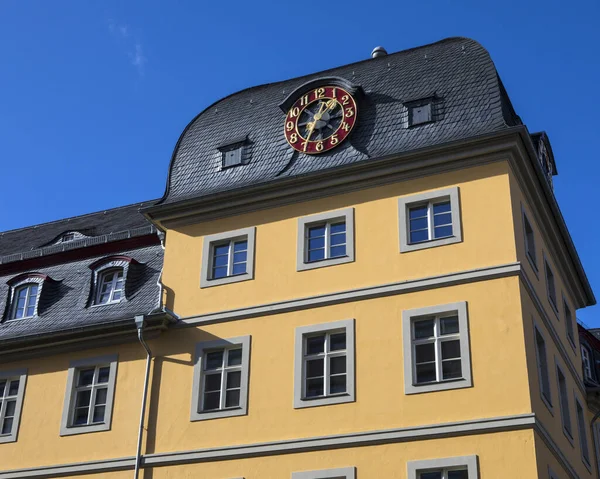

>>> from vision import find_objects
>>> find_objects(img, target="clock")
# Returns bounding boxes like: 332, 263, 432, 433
284, 85, 358, 154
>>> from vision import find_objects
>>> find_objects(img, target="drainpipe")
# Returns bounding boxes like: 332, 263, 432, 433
591, 408, 600, 479
134, 315, 152, 479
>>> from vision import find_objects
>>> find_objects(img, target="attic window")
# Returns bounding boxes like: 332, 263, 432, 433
218, 136, 248, 169
62, 233, 75, 242
5, 273, 49, 321
408, 100, 433, 127
89, 255, 137, 307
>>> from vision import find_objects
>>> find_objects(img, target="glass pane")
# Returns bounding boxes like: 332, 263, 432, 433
95, 388, 108, 405
75, 390, 91, 408
213, 254, 229, 267
330, 356, 346, 375
28, 284, 38, 298
308, 249, 325, 262
232, 263, 247, 275
98, 367, 110, 384
112, 290, 122, 302
441, 340, 461, 360
227, 348, 242, 366
409, 205, 428, 219
306, 359, 324, 378
434, 225, 453, 239
205, 350, 224, 370
330, 232, 346, 246
419, 472, 442, 479
226, 371, 241, 389
330, 375, 347, 394
225, 389, 240, 408
306, 378, 324, 397
330, 222, 346, 234
1, 417, 13, 435
7, 380, 19, 396
25, 304, 35, 317
308, 237, 325, 250
410, 229, 429, 244
233, 251, 247, 263
213, 244, 230, 256
308, 225, 326, 238
204, 373, 222, 392
330, 332, 346, 351
0, 381, 6, 396
442, 359, 462, 380
410, 217, 428, 230
212, 266, 228, 279
415, 343, 435, 363
306, 335, 325, 355
233, 240, 247, 252
440, 316, 459, 335
16, 288, 28, 301
330, 245, 346, 258
4, 400, 16, 417
92, 405, 106, 423
433, 201, 451, 214
203, 391, 220, 411
414, 319, 434, 339
433, 212, 452, 227
73, 407, 89, 425
416, 363, 436, 384
77, 368, 95, 387
448, 470, 468, 479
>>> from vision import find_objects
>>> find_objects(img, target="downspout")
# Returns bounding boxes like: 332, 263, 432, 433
134, 315, 152, 479
591, 409, 600, 479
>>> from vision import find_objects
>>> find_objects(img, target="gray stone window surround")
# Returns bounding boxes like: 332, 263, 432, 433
402, 302, 472, 395
200, 227, 256, 288
6, 276, 45, 321
575, 395, 592, 471
292, 467, 356, 479
555, 358, 574, 446
548, 467, 559, 479
294, 318, 355, 409
296, 208, 355, 272
521, 204, 538, 276
563, 295, 577, 352
398, 186, 462, 253
90, 258, 132, 308
543, 253, 559, 318
407, 455, 478, 479
60, 354, 118, 436
533, 321, 554, 414
191, 335, 251, 421
0, 369, 27, 444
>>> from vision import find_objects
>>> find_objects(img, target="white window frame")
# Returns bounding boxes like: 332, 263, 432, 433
200, 227, 256, 288
522, 206, 538, 273
60, 355, 118, 436
402, 302, 472, 394
294, 319, 355, 409
191, 336, 251, 421
544, 256, 559, 315
398, 187, 462, 253
8, 276, 44, 321
94, 268, 124, 305
10, 283, 39, 320
555, 359, 573, 444
575, 396, 592, 470
534, 323, 553, 412
581, 346, 593, 382
0, 369, 27, 444
407, 455, 478, 479
292, 467, 356, 479
296, 208, 355, 271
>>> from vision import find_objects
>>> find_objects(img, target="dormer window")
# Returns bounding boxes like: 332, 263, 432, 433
95, 269, 124, 305
62, 233, 75, 242
406, 98, 435, 127
218, 136, 248, 169
11, 283, 39, 320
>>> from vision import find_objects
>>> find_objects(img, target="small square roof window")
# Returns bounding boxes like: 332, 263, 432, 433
218, 135, 249, 169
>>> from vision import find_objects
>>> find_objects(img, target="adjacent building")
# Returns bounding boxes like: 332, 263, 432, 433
0, 37, 596, 479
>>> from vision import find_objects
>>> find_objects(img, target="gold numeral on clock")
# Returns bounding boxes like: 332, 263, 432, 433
341, 95, 350, 105
316, 141, 324, 152
330, 134, 338, 145
345, 107, 354, 118
315, 88, 325, 98
300, 95, 309, 106
289, 107, 300, 118
341, 122, 350, 132
286, 121, 294, 131
289, 133, 298, 143
301, 141, 308, 151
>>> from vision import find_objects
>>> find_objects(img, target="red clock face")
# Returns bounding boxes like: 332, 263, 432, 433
284, 86, 358, 154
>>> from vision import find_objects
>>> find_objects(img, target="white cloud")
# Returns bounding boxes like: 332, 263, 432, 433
108, 20, 146, 76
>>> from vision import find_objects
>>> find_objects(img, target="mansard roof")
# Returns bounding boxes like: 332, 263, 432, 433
156, 37, 520, 207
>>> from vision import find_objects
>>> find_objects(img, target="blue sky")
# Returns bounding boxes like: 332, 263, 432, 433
1, 0, 599, 324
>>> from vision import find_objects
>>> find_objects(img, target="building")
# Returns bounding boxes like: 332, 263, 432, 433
0, 37, 596, 479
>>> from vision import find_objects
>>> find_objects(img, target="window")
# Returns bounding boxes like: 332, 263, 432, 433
191, 336, 251, 421
564, 300, 576, 348
534, 325, 552, 410
292, 467, 356, 479
0, 369, 27, 444
10, 283, 39, 320
575, 397, 591, 467
201, 227, 256, 287
294, 319, 355, 408
297, 208, 354, 271
548, 467, 559, 479
544, 259, 558, 312
407, 456, 478, 479
402, 302, 472, 394
582, 346, 593, 381
406, 98, 434, 127
398, 187, 462, 252
60, 355, 117, 436
218, 136, 248, 169
62, 232, 75, 242
95, 269, 124, 305
522, 210, 537, 270
556, 363, 573, 441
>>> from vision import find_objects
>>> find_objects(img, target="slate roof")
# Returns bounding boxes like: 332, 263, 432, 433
158, 37, 520, 206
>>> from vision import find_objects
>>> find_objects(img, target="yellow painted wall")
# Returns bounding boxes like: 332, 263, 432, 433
534, 429, 596, 479
162, 162, 518, 318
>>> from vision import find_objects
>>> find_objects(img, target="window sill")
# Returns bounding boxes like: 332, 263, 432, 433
191, 406, 246, 421
563, 427, 574, 447
200, 271, 253, 288
405, 377, 472, 395
0, 433, 17, 444
567, 335, 577, 353
400, 235, 461, 253
526, 253, 539, 279
547, 298, 560, 321
4, 315, 37, 322
297, 254, 354, 272
541, 392, 554, 416
90, 301, 124, 309
60, 422, 110, 436
294, 392, 355, 409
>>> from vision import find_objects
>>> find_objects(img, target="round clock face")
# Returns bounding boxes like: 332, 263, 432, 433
284, 86, 358, 154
